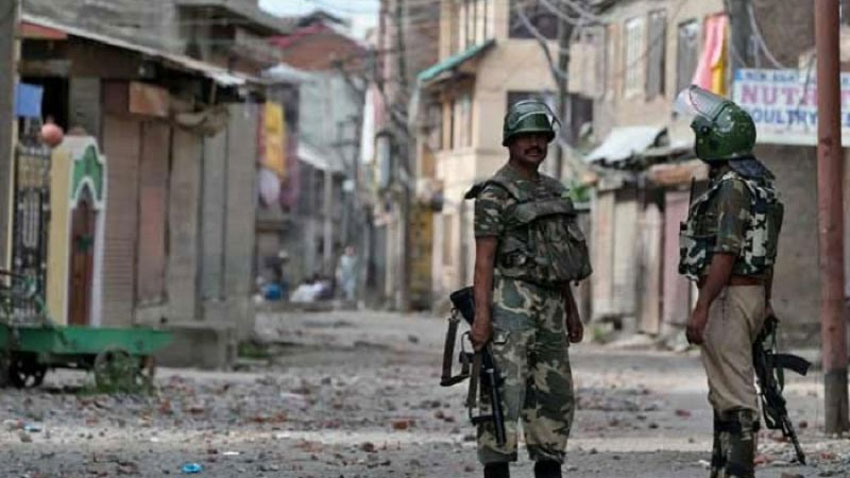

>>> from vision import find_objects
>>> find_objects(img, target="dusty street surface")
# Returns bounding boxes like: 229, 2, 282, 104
0, 309, 848, 478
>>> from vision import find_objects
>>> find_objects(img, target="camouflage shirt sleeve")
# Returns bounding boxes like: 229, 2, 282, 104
474, 184, 512, 238
713, 178, 753, 254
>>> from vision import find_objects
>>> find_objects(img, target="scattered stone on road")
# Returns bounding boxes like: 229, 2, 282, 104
0, 310, 842, 477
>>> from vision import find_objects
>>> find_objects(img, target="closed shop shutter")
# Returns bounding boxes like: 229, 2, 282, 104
101, 114, 141, 326
591, 190, 615, 319
663, 190, 691, 326
612, 191, 638, 316
136, 121, 169, 304
638, 201, 663, 334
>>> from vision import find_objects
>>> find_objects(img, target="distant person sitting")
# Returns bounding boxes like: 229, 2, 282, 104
290, 277, 318, 303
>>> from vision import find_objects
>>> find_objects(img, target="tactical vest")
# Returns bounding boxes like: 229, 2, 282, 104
484, 170, 593, 286
678, 171, 784, 281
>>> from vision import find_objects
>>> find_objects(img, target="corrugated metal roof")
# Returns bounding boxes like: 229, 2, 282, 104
22, 13, 259, 87
417, 39, 496, 84
584, 126, 667, 163
175, 0, 296, 35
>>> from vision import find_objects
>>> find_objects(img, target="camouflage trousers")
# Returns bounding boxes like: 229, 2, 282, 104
478, 276, 575, 465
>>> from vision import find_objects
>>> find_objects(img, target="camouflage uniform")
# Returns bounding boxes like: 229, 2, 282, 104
474, 164, 589, 465
679, 167, 784, 478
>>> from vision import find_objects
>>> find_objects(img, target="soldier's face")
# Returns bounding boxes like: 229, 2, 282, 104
508, 133, 549, 167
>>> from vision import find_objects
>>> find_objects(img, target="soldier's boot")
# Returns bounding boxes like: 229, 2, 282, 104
533, 460, 561, 478
710, 411, 727, 478
721, 409, 759, 478
483, 462, 510, 478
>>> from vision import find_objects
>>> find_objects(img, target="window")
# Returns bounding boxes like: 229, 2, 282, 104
444, 99, 455, 150
454, 93, 472, 148
570, 27, 606, 98
509, 0, 558, 40
676, 20, 700, 93
457, 0, 493, 51
646, 10, 667, 99
623, 17, 645, 98
426, 103, 442, 151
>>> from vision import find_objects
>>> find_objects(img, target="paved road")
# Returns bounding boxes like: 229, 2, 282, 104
0, 309, 846, 477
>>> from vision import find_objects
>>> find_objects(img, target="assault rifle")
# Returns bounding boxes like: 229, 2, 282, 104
753, 315, 811, 464
439, 287, 507, 446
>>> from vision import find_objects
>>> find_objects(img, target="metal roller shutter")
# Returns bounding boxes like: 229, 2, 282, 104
101, 114, 141, 326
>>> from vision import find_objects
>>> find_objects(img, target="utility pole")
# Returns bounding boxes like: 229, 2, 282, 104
393, 0, 411, 311
0, 0, 19, 270
815, 0, 850, 435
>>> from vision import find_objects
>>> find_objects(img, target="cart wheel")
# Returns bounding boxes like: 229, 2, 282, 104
9, 354, 46, 389
94, 347, 145, 393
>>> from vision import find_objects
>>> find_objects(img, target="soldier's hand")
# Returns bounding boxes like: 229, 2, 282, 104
686, 306, 709, 345
765, 301, 776, 320
566, 313, 584, 344
470, 318, 492, 352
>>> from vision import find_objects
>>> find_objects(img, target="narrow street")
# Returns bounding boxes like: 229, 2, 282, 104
0, 310, 847, 478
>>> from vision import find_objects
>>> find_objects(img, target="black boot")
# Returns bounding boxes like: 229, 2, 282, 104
534, 460, 562, 478
484, 462, 509, 478
725, 409, 758, 478
710, 411, 726, 478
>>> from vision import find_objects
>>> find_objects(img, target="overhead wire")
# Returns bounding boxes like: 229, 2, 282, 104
744, 0, 788, 69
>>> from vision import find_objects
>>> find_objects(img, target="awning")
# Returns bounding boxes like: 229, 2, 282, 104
22, 14, 259, 87
297, 142, 344, 173
584, 126, 668, 164
263, 63, 315, 84
417, 39, 496, 85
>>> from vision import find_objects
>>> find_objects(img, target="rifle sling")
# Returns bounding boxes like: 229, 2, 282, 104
467, 353, 483, 409
440, 314, 461, 385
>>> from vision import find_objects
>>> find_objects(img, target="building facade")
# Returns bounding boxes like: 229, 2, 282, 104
579, 0, 821, 343
417, 0, 559, 306
13, 0, 292, 367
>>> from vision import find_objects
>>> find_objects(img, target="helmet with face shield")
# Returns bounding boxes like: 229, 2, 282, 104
674, 85, 756, 162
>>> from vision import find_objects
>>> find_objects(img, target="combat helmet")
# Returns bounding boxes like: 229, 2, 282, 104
502, 100, 560, 146
674, 85, 756, 161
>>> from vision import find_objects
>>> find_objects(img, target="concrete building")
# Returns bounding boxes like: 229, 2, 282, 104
13, 0, 293, 367
267, 18, 365, 290
366, 0, 441, 310
577, 0, 822, 344
416, 0, 559, 305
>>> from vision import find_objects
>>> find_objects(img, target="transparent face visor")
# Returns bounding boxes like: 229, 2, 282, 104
673, 85, 728, 122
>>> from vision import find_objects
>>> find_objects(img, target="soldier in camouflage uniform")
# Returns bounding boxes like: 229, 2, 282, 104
469, 100, 592, 478
676, 86, 784, 478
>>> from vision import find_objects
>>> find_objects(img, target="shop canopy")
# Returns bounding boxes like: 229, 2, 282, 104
417, 39, 496, 85
584, 126, 669, 164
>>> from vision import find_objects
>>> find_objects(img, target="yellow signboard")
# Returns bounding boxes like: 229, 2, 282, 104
262, 102, 286, 177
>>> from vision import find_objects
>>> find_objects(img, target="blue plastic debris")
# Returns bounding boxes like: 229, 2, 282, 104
181, 463, 203, 474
